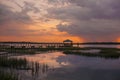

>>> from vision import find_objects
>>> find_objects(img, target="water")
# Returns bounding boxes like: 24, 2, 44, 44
78, 44, 120, 48
10, 51, 120, 80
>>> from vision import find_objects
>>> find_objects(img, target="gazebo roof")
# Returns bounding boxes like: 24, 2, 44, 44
63, 39, 73, 42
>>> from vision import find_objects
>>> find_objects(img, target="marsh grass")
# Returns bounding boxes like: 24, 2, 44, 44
0, 55, 30, 80
0, 70, 18, 80
0, 56, 27, 68
63, 48, 120, 59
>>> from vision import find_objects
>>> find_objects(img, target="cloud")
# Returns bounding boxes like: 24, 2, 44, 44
57, 20, 120, 41
0, 0, 59, 38
0, 0, 120, 42
47, 0, 120, 20
0, 2, 43, 36
0, 3, 33, 36
0, 3, 33, 24
68, 0, 120, 20
46, 0, 120, 41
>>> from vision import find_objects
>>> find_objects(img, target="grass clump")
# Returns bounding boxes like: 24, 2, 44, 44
63, 48, 120, 59
0, 56, 28, 80
0, 70, 18, 80
0, 56, 27, 68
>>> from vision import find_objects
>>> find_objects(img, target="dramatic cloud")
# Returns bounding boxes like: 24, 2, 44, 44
46, 0, 120, 41
68, 0, 120, 20
0, 0, 120, 42
0, 1, 49, 37
47, 0, 120, 20
0, 2, 33, 24
57, 20, 120, 41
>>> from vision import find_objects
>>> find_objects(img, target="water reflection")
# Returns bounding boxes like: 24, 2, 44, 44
21, 62, 52, 80
8, 52, 120, 80
9, 52, 70, 80
14, 52, 69, 68
79, 44, 120, 48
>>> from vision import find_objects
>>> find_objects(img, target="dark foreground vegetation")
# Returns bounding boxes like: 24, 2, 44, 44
0, 70, 19, 80
0, 56, 28, 80
0, 46, 120, 80
1, 47, 120, 58
0, 56, 27, 68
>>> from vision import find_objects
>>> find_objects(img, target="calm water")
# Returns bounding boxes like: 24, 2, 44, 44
74, 44, 120, 48
10, 51, 120, 80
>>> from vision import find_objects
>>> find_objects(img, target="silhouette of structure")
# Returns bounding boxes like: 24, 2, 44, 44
0, 41, 120, 49
63, 39, 73, 47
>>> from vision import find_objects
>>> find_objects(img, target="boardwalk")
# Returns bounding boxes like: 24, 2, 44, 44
0, 42, 120, 49
0, 42, 75, 48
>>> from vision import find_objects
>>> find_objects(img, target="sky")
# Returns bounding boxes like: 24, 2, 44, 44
0, 0, 120, 42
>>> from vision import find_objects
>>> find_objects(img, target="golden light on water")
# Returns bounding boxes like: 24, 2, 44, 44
15, 52, 70, 68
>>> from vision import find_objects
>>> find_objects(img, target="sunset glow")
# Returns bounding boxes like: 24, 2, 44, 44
117, 38, 120, 42
1, 1, 120, 80
0, 0, 120, 42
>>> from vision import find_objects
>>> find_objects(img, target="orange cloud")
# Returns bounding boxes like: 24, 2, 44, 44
0, 34, 84, 43
116, 38, 120, 42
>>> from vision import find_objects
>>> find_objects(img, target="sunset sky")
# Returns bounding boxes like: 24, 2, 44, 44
0, 0, 120, 42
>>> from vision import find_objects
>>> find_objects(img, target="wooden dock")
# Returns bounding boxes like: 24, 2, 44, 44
0, 42, 79, 49
0, 42, 120, 49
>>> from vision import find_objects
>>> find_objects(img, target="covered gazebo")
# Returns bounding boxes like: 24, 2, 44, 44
63, 39, 73, 47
